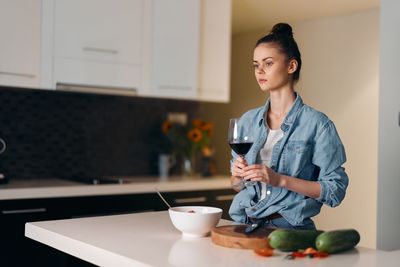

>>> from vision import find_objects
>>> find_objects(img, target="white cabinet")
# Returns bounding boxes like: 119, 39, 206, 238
149, 0, 200, 99
148, 0, 231, 102
43, 0, 149, 94
0, 0, 41, 88
198, 0, 231, 102
40, 0, 231, 101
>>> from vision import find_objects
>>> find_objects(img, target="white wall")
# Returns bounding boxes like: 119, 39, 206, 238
295, 9, 379, 249
377, 0, 400, 251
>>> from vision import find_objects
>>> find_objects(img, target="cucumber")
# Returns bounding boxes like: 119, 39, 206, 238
268, 229, 324, 252
316, 229, 360, 254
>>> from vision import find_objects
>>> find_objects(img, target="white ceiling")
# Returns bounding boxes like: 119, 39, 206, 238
232, 0, 380, 34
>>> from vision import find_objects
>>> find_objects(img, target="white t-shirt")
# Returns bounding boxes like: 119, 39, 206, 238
259, 127, 284, 200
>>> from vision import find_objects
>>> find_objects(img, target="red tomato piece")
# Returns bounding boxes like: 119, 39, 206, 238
304, 247, 318, 255
254, 248, 274, 257
292, 251, 306, 258
315, 252, 329, 258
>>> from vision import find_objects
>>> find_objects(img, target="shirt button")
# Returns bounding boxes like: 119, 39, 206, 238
281, 124, 289, 131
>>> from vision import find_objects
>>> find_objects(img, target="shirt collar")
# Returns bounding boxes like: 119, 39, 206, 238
257, 92, 304, 132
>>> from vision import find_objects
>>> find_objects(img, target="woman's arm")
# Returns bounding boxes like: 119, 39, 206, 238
241, 165, 321, 198
231, 175, 244, 192
242, 120, 348, 205
280, 174, 321, 198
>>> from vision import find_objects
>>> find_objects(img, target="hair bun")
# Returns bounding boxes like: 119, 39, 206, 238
271, 23, 293, 37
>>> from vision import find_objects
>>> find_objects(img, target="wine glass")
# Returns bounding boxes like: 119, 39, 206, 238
228, 118, 256, 186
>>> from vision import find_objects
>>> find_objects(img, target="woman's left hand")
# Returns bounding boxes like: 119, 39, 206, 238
242, 164, 282, 187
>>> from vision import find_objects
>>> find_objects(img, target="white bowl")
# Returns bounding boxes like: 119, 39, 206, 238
169, 206, 222, 238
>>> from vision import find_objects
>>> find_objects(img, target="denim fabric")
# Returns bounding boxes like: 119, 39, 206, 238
264, 217, 316, 230
229, 93, 348, 227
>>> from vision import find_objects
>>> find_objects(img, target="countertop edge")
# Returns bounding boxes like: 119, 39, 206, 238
0, 176, 232, 200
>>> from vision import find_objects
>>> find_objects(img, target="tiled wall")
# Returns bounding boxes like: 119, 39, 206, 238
0, 86, 199, 182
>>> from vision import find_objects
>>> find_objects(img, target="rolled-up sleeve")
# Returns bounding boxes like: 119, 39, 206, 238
312, 121, 349, 207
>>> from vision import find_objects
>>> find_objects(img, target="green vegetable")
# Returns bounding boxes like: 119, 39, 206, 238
315, 229, 360, 254
268, 229, 324, 252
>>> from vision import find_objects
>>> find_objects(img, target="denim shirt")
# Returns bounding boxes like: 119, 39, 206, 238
229, 94, 349, 227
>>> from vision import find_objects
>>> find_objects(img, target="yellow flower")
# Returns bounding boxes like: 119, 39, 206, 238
202, 146, 213, 157
187, 128, 203, 143
162, 121, 171, 134
201, 122, 214, 136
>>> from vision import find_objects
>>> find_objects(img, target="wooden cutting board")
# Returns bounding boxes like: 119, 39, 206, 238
211, 225, 275, 250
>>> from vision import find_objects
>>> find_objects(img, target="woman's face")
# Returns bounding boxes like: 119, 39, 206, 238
253, 43, 294, 92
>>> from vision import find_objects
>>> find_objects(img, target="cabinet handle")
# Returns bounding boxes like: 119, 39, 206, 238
174, 197, 207, 204
158, 85, 192, 91
2, 208, 47, 214
56, 83, 137, 96
215, 195, 235, 201
82, 46, 119, 55
0, 71, 35, 78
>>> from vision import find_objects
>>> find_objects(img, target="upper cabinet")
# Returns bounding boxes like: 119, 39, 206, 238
198, 0, 231, 102
1, 0, 231, 102
0, 0, 41, 88
150, 0, 200, 100
42, 0, 148, 95
148, 0, 231, 102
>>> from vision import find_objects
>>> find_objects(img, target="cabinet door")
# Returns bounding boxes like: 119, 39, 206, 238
207, 189, 236, 220
198, 0, 232, 103
156, 189, 235, 220
150, 0, 200, 99
54, 0, 144, 65
0, 198, 68, 267
0, 0, 41, 88
52, 0, 146, 92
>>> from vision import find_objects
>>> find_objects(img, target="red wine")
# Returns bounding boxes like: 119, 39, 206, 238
229, 142, 253, 155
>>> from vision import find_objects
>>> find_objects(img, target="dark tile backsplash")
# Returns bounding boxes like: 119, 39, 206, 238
0, 86, 199, 182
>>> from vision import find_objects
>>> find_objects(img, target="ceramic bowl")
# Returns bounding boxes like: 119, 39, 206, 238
168, 206, 222, 238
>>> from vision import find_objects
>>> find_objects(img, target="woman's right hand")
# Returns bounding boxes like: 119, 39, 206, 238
230, 156, 247, 191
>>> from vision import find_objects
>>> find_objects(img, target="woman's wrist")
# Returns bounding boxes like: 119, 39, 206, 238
278, 174, 288, 188
231, 176, 244, 191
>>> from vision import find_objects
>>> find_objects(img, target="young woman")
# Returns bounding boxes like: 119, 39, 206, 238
229, 23, 348, 230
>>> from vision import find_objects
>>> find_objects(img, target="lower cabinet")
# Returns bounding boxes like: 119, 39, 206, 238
0, 188, 235, 267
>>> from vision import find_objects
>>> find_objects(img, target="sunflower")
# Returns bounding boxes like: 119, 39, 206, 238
200, 122, 214, 136
187, 128, 203, 143
162, 121, 171, 134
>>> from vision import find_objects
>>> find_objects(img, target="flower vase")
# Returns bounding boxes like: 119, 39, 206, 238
182, 153, 196, 178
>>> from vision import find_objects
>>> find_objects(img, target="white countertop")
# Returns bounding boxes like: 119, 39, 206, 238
0, 176, 231, 200
25, 211, 398, 267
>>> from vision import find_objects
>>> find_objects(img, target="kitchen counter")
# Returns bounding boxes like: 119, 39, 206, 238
0, 175, 231, 200
25, 211, 398, 267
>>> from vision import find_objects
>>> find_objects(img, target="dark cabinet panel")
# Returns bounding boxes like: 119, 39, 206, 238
0, 193, 160, 267
157, 189, 235, 219
0, 199, 66, 267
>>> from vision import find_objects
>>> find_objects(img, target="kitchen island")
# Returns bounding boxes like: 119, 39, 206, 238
2, 176, 234, 267
25, 211, 398, 267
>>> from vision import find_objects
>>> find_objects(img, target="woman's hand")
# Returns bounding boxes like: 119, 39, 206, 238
230, 156, 247, 191
231, 156, 247, 178
239, 164, 322, 199
242, 164, 282, 187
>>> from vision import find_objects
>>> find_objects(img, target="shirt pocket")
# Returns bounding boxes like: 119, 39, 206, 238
281, 141, 312, 177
